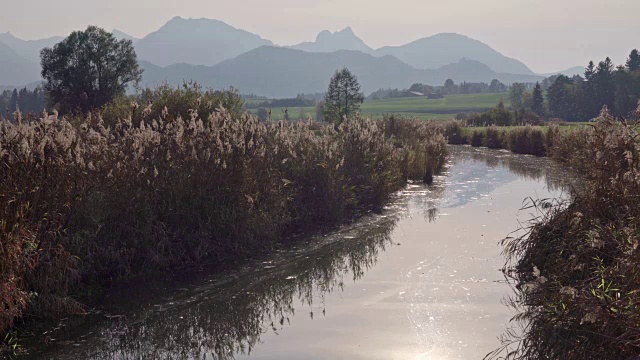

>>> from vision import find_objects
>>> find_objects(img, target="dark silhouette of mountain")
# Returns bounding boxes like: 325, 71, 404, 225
134, 16, 273, 67
289, 27, 373, 54
113, 29, 139, 43
139, 46, 543, 98
0, 32, 63, 64
375, 33, 534, 75
0, 42, 41, 87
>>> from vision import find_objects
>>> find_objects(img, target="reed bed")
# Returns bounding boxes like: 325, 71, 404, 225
0, 110, 446, 345
491, 108, 640, 359
441, 121, 548, 156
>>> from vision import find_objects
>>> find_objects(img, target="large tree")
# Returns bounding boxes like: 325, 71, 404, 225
40, 26, 143, 114
593, 57, 616, 113
627, 49, 640, 72
322, 68, 364, 124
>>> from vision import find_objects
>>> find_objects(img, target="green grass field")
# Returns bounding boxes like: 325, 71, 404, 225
247, 93, 509, 121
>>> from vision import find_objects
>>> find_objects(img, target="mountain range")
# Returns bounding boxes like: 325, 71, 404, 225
139, 47, 543, 98
0, 16, 583, 96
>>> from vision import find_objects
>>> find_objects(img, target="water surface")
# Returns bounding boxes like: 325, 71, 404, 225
28, 146, 575, 360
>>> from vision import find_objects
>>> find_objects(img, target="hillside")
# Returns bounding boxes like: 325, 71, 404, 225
140, 46, 543, 98
0, 32, 63, 64
542, 66, 585, 77
113, 29, 139, 43
0, 42, 41, 86
375, 33, 534, 75
134, 16, 274, 67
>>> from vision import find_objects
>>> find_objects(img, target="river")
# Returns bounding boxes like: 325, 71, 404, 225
27, 146, 576, 360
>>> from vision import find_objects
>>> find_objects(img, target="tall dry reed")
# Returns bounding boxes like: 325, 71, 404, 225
493, 108, 640, 359
0, 110, 446, 342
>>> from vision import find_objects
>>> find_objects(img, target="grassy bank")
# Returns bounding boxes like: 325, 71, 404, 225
0, 112, 446, 354
248, 93, 509, 121
490, 110, 640, 359
441, 121, 555, 156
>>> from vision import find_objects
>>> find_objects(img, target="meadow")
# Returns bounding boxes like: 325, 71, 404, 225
248, 93, 509, 121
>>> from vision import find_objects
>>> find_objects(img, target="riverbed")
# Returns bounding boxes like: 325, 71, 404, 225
27, 146, 576, 360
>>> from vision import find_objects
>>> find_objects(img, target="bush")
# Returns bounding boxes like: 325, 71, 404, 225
99, 82, 245, 127
507, 127, 546, 156
470, 130, 484, 147
484, 126, 505, 149
442, 120, 467, 144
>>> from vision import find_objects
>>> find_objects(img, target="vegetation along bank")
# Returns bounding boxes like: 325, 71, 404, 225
0, 106, 447, 352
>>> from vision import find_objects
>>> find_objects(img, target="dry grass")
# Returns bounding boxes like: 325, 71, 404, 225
0, 107, 446, 346
490, 108, 640, 359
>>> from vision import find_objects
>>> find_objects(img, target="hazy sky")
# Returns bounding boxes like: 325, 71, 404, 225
2, 0, 638, 73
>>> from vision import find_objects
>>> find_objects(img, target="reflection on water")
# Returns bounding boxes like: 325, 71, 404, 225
27, 146, 576, 360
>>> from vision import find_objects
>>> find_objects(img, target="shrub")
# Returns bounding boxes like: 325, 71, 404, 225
470, 130, 484, 147
484, 126, 504, 149
99, 82, 245, 127
507, 127, 546, 156
442, 120, 467, 144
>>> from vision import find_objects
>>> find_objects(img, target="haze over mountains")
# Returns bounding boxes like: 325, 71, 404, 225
0, 16, 585, 96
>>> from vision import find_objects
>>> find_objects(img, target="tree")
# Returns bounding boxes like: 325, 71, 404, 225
315, 101, 325, 122
444, 79, 456, 95
531, 82, 545, 116
322, 68, 364, 124
594, 57, 615, 112
581, 61, 599, 119
40, 26, 143, 114
547, 75, 580, 121
257, 107, 268, 122
627, 49, 640, 72
509, 83, 527, 120
9, 89, 18, 112
614, 65, 637, 117
489, 79, 506, 93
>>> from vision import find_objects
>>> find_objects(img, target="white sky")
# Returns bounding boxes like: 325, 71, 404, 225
2, 0, 639, 73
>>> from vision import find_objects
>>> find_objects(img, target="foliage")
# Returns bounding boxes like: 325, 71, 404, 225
322, 68, 364, 124
40, 26, 142, 115
546, 51, 640, 121
531, 83, 545, 117
0, 88, 46, 119
465, 103, 515, 126
100, 82, 245, 127
441, 120, 467, 145
509, 83, 527, 112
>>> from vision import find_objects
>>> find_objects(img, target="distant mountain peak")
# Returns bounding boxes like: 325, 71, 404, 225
133, 16, 274, 67
292, 26, 372, 54
112, 29, 138, 42
375, 33, 534, 75
317, 26, 356, 40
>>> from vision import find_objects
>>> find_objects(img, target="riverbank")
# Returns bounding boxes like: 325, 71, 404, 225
0, 113, 446, 355
19, 146, 575, 359
491, 110, 640, 359
441, 120, 584, 157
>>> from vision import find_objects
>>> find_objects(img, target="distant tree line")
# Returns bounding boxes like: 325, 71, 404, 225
513, 50, 640, 122
0, 87, 47, 119
367, 79, 509, 101
247, 94, 316, 110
